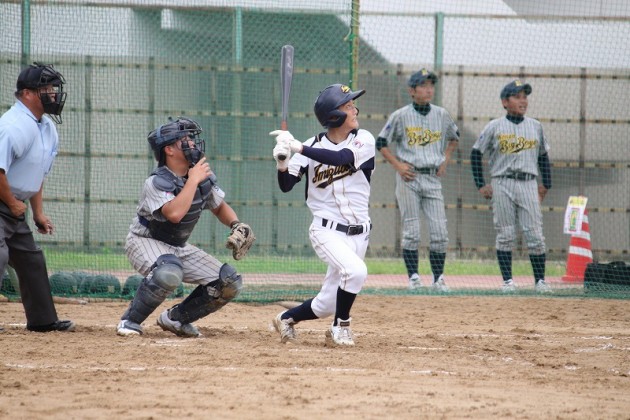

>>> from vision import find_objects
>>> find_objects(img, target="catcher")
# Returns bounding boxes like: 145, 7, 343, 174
117, 117, 255, 337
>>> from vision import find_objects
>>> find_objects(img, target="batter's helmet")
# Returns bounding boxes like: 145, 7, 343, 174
148, 117, 206, 166
314, 84, 365, 128
408, 68, 438, 88
500, 80, 532, 99
16, 62, 67, 124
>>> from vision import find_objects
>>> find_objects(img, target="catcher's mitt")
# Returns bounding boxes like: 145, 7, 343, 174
226, 222, 256, 260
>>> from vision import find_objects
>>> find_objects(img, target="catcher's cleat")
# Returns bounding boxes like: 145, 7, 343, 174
117, 320, 143, 336
501, 279, 516, 293
157, 309, 201, 337
408, 273, 422, 290
325, 318, 354, 346
272, 311, 297, 343
535, 279, 553, 294
431, 275, 450, 293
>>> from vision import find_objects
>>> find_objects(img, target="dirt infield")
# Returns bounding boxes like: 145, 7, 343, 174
1, 295, 628, 419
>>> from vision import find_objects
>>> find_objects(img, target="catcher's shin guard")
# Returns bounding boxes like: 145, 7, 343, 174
169, 263, 242, 324
10, 249, 58, 326
121, 254, 183, 324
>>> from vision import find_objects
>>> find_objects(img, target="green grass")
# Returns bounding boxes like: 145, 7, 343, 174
42, 249, 565, 276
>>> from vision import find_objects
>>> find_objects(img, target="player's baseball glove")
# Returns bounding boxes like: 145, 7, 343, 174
226, 222, 256, 260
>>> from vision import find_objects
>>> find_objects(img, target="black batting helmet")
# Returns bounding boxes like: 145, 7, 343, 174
147, 117, 205, 166
314, 84, 365, 128
16, 62, 67, 124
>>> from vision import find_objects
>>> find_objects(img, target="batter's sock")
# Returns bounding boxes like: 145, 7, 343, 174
284, 298, 318, 323
334, 287, 357, 326
497, 250, 513, 281
429, 251, 446, 282
529, 253, 546, 282
403, 248, 419, 278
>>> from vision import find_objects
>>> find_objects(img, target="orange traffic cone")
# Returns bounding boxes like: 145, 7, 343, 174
562, 210, 593, 282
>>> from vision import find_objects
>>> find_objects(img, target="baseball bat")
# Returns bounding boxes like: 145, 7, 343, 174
278, 44, 294, 161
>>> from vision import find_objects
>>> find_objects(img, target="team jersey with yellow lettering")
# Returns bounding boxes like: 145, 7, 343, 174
472, 116, 550, 177
378, 104, 459, 168
287, 128, 375, 225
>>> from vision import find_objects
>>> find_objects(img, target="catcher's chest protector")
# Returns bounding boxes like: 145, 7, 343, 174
149, 167, 214, 246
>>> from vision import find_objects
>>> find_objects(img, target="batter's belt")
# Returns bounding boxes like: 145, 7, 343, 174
316, 217, 372, 236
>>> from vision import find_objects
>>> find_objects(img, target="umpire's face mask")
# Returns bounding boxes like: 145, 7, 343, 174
180, 137, 205, 167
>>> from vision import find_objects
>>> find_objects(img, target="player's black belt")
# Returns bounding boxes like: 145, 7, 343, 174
414, 167, 437, 175
499, 173, 536, 181
321, 218, 372, 236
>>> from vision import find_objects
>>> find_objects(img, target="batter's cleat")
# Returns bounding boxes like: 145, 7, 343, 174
501, 279, 517, 293
535, 279, 553, 294
408, 273, 422, 290
272, 311, 297, 343
325, 317, 355, 346
157, 310, 201, 338
117, 319, 143, 336
27, 319, 75, 332
432, 275, 450, 293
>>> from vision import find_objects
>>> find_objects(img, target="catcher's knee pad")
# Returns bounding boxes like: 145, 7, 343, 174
168, 264, 242, 325
218, 263, 243, 300
121, 254, 183, 324
151, 254, 184, 290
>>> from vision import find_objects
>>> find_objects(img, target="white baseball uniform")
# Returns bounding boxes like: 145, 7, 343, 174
285, 128, 375, 317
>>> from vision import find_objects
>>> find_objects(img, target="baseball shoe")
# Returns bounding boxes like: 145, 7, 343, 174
325, 317, 354, 346
272, 311, 297, 343
501, 279, 517, 293
27, 319, 75, 332
157, 310, 201, 338
432, 275, 450, 293
117, 319, 143, 336
408, 273, 422, 290
535, 279, 553, 294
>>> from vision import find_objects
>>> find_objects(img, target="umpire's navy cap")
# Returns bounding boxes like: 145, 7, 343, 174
16, 63, 64, 90
408, 68, 438, 88
500, 80, 532, 99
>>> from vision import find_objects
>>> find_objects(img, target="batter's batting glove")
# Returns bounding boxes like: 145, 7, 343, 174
269, 130, 303, 154
273, 143, 291, 170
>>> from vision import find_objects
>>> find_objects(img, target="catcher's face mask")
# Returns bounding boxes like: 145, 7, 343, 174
179, 136, 205, 167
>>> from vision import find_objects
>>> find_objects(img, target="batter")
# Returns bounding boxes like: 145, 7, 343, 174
269, 84, 374, 346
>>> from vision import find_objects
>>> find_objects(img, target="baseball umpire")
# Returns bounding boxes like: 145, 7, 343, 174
269, 84, 374, 346
116, 117, 255, 337
377, 68, 459, 291
0, 62, 74, 332
471, 80, 552, 293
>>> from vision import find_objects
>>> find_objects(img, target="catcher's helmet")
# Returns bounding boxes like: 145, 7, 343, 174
314, 84, 365, 128
148, 117, 206, 166
16, 62, 67, 124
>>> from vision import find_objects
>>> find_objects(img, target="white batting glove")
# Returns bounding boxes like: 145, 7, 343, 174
269, 130, 303, 154
273, 143, 291, 170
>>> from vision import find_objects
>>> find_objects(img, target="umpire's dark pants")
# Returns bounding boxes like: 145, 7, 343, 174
0, 210, 58, 327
